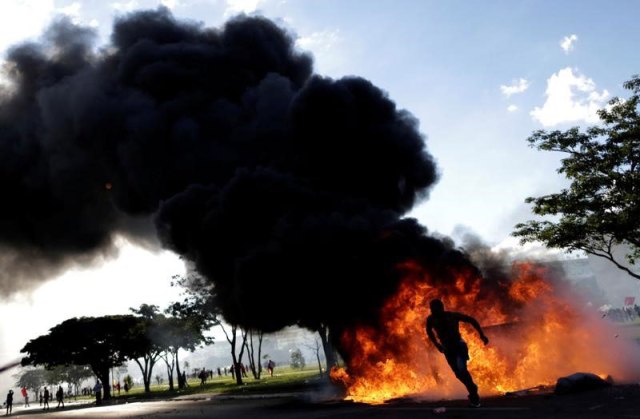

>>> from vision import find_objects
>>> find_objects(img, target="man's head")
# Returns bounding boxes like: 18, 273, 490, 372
429, 298, 445, 315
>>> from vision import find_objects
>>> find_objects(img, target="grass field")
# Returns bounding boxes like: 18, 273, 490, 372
72, 366, 326, 402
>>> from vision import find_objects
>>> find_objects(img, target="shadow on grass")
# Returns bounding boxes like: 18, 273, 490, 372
110, 369, 332, 402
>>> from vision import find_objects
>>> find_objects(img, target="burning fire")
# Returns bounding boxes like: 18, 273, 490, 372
331, 260, 631, 404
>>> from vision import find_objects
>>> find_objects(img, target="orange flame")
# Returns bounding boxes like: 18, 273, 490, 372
331, 260, 633, 404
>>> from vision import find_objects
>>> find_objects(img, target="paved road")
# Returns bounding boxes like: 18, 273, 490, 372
6, 385, 639, 418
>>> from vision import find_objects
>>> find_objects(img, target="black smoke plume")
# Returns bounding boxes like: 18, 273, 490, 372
0, 8, 466, 336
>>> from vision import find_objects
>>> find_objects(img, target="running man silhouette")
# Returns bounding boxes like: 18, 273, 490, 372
426, 298, 489, 407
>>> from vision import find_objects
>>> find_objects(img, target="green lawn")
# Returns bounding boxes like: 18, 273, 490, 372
87, 366, 326, 402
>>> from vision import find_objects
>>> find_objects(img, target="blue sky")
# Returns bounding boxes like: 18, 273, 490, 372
1, 0, 640, 383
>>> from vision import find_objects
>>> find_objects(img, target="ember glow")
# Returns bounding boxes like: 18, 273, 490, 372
331, 260, 633, 404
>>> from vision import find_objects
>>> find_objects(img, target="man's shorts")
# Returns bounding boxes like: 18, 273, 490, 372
443, 340, 469, 372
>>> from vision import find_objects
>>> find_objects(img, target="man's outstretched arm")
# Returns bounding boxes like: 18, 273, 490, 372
458, 313, 489, 344
426, 317, 444, 352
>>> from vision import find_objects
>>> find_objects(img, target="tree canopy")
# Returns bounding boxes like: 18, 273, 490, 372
14, 368, 47, 393
20, 315, 145, 400
514, 75, 640, 279
164, 274, 219, 389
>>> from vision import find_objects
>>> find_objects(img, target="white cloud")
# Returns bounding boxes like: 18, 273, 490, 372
111, 0, 140, 12
560, 34, 578, 53
160, 0, 180, 9
507, 104, 518, 112
224, 0, 263, 16
296, 29, 341, 53
0, 0, 55, 53
57, 2, 82, 20
295, 29, 344, 75
530, 67, 609, 127
500, 78, 529, 97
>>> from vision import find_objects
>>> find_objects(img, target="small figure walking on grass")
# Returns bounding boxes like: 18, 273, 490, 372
55, 386, 64, 408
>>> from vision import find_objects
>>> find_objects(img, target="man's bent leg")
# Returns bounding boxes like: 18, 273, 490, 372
445, 351, 479, 403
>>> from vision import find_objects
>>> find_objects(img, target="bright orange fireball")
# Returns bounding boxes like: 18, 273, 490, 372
331, 260, 635, 404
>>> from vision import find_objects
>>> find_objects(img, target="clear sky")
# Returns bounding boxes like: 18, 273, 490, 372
1, 0, 640, 385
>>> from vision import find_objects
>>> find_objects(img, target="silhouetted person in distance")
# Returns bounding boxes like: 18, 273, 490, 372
55, 386, 64, 408
5, 389, 13, 415
20, 387, 28, 408
93, 381, 102, 405
42, 388, 50, 410
426, 298, 489, 407
267, 360, 275, 377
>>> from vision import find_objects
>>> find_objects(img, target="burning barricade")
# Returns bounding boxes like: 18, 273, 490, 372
330, 260, 638, 404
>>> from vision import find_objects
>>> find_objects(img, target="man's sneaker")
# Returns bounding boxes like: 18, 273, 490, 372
469, 400, 482, 408
468, 394, 481, 408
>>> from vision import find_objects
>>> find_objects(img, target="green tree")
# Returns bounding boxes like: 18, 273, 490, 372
167, 274, 219, 389
20, 315, 144, 400
45, 364, 93, 397
14, 367, 47, 397
289, 348, 305, 369
304, 335, 325, 376
129, 304, 164, 393
514, 75, 640, 280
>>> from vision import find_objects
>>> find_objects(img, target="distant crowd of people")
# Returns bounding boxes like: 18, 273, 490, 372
3, 385, 70, 415
602, 304, 640, 323
3, 358, 283, 415
191, 359, 277, 386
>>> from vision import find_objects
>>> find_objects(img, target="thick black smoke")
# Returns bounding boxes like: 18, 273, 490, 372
0, 8, 448, 333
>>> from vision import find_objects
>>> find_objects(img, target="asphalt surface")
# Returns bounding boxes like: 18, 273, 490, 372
4, 384, 639, 418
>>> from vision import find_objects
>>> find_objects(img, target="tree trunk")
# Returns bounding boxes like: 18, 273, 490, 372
256, 331, 263, 378
134, 357, 155, 393
221, 324, 244, 385
162, 351, 175, 391
97, 367, 111, 400
245, 330, 263, 380
145, 360, 156, 392
233, 330, 245, 385
318, 324, 338, 370
315, 349, 323, 376
175, 349, 184, 389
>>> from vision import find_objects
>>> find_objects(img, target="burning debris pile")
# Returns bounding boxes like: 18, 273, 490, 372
331, 256, 637, 404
